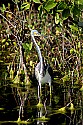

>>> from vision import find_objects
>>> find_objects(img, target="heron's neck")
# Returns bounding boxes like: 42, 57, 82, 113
32, 35, 44, 74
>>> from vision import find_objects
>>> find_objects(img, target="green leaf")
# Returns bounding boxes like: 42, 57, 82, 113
13, 0, 20, 3
23, 42, 32, 52
0, 24, 2, 29
33, 0, 41, 3
38, 5, 42, 11
72, 5, 80, 17
80, 85, 83, 91
78, 42, 80, 48
28, 42, 32, 50
70, 48, 74, 54
70, 48, 78, 54
2, 4, 6, 11
13, 75, 20, 84
1, 4, 6, 13
57, 2, 67, 12
75, 0, 83, 5
30, 61, 33, 66
44, 1, 57, 11
62, 8, 70, 19
21, 2, 30, 10
55, 13, 60, 24
42, 0, 46, 1
2, 39, 6, 43
62, 75, 69, 82
69, 25, 78, 31
0, 60, 3, 62
15, 0, 20, 3
79, 4, 83, 9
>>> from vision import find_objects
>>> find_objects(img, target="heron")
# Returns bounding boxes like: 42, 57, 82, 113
31, 30, 52, 105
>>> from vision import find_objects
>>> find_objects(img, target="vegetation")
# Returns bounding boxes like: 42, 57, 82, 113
0, 0, 83, 124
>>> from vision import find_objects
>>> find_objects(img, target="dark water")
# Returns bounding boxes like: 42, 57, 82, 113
0, 83, 83, 125
0, 67, 83, 125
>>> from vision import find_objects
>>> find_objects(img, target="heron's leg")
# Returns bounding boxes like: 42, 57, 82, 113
50, 85, 52, 106
49, 82, 52, 106
38, 85, 40, 100
38, 81, 42, 103
39, 81, 42, 97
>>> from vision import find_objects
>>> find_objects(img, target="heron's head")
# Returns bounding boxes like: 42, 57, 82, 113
31, 30, 41, 37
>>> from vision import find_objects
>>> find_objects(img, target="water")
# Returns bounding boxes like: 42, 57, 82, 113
0, 61, 83, 125
0, 80, 83, 125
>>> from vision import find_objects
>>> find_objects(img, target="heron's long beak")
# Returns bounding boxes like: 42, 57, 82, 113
37, 32, 47, 39
40, 32, 48, 39
38, 32, 41, 36
41, 34, 48, 40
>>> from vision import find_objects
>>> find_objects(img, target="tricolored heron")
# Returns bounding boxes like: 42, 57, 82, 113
31, 30, 52, 105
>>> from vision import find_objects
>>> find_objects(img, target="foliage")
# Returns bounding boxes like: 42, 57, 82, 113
0, 0, 83, 123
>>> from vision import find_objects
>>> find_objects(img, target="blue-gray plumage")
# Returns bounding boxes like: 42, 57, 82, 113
31, 30, 52, 105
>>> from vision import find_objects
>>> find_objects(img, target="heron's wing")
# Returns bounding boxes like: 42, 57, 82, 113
35, 62, 41, 71
48, 65, 53, 79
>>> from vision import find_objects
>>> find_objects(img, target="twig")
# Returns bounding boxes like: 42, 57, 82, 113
0, 13, 16, 28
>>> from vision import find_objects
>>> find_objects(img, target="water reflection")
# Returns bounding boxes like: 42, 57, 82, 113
0, 81, 83, 125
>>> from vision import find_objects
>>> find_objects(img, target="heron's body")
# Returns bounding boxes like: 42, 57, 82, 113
35, 62, 51, 86
31, 30, 52, 105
